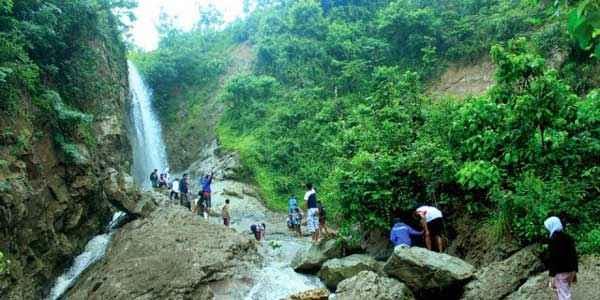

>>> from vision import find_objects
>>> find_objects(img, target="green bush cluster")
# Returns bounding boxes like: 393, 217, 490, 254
141, 0, 599, 252
1, 0, 131, 158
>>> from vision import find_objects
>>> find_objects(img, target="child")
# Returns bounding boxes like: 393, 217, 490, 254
290, 208, 303, 236
222, 199, 231, 227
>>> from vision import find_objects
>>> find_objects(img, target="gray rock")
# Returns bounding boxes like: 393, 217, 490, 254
102, 168, 157, 217
383, 246, 475, 297
461, 246, 543, 300
292, 239, 342, 273
507, 255, 600, 300
335, 270, 414, 300
317, 254, 381, 290
284, 288, 330, 300
67, 208, 260, 299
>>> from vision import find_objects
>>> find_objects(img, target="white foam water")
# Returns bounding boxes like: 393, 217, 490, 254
244, 239, 325, 300
46, 212, 126, 300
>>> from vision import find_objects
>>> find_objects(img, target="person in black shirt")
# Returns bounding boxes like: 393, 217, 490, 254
544, 216, 578, 300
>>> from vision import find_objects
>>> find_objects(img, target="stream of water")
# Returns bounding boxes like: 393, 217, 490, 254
46, 212, 127, 300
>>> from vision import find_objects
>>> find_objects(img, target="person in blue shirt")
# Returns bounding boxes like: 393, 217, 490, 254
390, 218, 423, 248
288, 195, 298, 214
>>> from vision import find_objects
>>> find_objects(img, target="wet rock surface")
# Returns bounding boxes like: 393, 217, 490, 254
335, 270, 414, 300
67, 206, 260, 299
383, 246, 475, 297
461, 245, 543, 300
317, 254, 381, 290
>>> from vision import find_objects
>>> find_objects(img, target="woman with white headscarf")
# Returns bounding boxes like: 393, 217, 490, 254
544, 216, 578, 300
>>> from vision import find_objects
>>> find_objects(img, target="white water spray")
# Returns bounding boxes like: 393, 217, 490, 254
127, 61, 169, 188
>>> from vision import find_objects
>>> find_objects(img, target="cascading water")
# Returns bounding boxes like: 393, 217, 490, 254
127, 61, 169, 188
46, 212, 127, 300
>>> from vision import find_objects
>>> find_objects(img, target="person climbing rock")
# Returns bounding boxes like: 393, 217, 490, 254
414, 205, 444, 252
180, 174, 190, 209
149, 169, 159, 188
201, 172, 214, 213
250, 223, 266, 241
222, 199, 231, 227
304, 183, 320, 243
170, 178, 180, 202
390, 218, 423, 248
544, 216, 578, 300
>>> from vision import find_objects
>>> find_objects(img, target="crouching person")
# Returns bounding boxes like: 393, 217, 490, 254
390, 218, 423, 248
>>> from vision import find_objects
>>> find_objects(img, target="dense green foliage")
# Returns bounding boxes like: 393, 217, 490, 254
0, 0, 132, 156
138, 0, 599, 253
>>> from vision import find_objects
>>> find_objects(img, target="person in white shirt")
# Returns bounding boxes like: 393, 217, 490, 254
414, 205, 444, 252
304, 183, 320, 243
169, 178, 180, 203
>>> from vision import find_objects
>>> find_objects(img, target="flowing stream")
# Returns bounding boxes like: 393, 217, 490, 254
127, 61, 169, 188
46, 212, 127, 300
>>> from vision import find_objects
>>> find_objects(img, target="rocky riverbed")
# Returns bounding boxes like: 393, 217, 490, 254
64, 140, 324, 299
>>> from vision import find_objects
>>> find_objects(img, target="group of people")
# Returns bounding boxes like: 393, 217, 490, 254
389, 209, 578, 300
390, 205, 445, 252
285, 184, 329, 243
149, 169, 169, 189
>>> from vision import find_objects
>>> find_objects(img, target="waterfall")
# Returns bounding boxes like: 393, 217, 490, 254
127, 61, 169, 188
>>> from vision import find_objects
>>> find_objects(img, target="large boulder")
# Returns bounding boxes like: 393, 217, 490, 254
283, 288, 330, 300
102, 168, 157, 217
506, 255, 600, 300
291, 239, 342, 273
383, 247, 475, 297
335, 270, 414, 300
317, 254, 381, 290
461, 246, 543, 300
67, 207, 259, 299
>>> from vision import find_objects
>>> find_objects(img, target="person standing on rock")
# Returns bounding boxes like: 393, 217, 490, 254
180, 174, 190, 209
304, 183, 320, 243
170, 178, 180, 202
544, 216, 578, 300
150, 169, 159, 188
390, 218, 423, 248
222, 199, 231, 226
414, 205, 444, 252
317, 201, 329, 236
201, 172, 214, 213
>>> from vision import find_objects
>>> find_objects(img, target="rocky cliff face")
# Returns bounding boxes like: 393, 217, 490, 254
0, 14, 132, 300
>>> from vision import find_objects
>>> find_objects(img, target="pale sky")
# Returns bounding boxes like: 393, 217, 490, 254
130, 0, 246, 51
